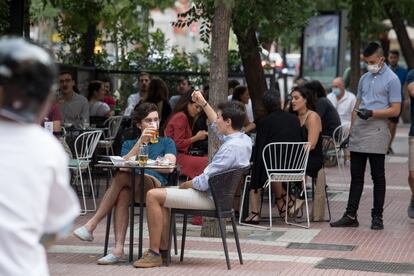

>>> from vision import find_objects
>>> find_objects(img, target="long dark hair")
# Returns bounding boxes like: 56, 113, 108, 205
145, 77, 169, 103
289, 85, 316, 114
169, 90, 198, 127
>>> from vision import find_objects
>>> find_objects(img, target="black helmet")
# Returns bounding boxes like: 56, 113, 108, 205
0, 37, 57, 123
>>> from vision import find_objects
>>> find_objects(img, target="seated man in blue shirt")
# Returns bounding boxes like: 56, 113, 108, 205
134, 91, 252, 268
73, 102, 177, 264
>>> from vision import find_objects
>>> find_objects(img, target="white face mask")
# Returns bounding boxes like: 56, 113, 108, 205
332, 88, 341, 96
367, 63, 381, 74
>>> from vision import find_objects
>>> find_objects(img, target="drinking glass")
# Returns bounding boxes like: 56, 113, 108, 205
149, 122, 159, 144
138, 143, 149, 166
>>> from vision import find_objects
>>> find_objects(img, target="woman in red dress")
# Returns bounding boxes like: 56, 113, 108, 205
165, 91, 208, 179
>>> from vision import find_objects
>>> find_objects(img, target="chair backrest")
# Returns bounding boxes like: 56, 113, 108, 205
332, 123, 351, 148
74, 130, 102, 161
104, 116, 123, 141
262, 142, 310, 180
208, 166, 250, 216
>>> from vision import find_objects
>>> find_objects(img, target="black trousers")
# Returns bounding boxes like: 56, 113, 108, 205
346, 151, 386, 217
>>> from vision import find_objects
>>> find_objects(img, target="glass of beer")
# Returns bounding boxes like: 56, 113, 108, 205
138, 144, 149, 166
149, 121, 159, 144
150, 129, 159, 144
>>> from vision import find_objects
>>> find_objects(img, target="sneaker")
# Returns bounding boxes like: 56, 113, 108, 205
97, 253, 126, 265
73, 226, 94, 242
408, 200, 414, 219
371, 215, 384, 230
133, 250, 162, 268
330, 213, 359, 227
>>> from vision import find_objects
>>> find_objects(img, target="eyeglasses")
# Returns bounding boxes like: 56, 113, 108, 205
143, 118, 159, 124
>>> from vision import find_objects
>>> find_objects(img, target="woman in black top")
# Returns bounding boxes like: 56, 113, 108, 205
244, 91, 302, 224
289, 85, 325, 219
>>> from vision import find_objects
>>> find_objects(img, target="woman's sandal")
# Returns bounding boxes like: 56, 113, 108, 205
275, 194, 295, 218
244, 211, 260, 225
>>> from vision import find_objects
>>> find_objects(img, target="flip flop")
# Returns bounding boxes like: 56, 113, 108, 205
97, 253, 126, 265
73, 226, 94, 242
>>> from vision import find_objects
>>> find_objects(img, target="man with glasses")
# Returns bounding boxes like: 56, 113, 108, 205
59, 71, 89, 128
125, 72, 151, 116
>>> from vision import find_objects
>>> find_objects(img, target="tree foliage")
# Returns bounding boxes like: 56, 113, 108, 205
34, 0, 175, 66
0, 0, 10, 35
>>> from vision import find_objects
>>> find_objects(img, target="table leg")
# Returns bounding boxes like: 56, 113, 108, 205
139, 168, 144, 259
129, 171, 135, 262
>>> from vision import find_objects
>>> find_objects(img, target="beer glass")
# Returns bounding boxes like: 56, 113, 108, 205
138, 144, 149, 166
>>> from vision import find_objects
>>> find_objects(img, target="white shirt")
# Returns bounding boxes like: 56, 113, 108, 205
124, 93, 141, 116
327, 90, 356, 125
0, 122, 80, 276
227, 95, 254, 123
89, 100, 110, 117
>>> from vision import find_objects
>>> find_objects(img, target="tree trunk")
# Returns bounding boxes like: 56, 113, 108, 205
201, 0, 232, 238
82, 22, 96, 66
23, 0, 30, 39
348, 0, 362, 94
383, 1, 414, 69
233, 27, 267, 118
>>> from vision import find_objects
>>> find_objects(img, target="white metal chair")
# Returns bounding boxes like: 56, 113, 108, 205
69, 130, 102, 215
98, 116, 123, 156
332, 123, 351, 188
240, 142, 310, 229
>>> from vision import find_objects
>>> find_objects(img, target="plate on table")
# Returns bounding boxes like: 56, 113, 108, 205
146, 159, 156, 165
126, 159, 157, 166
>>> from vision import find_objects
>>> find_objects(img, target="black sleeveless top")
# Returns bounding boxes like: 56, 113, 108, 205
301, 113, 323, 178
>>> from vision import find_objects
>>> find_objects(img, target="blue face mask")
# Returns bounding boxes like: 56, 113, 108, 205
332, 88, 341, 96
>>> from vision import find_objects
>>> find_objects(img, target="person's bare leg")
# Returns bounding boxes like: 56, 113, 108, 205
272, 182, 287, 215
145, 188, 167, 253
84, 171, 131, 233
111, 187, 130, 257
245, 190, 260, 221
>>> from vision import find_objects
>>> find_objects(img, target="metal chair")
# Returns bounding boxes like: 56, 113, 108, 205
240, 142, 310, 229
98, 116, 123, 156
69, 130, 102, 215
167, 166, 250, 270
332, 123, 351, 188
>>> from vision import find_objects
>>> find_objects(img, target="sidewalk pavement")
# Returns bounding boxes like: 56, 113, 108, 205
48, 124, 414, 276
